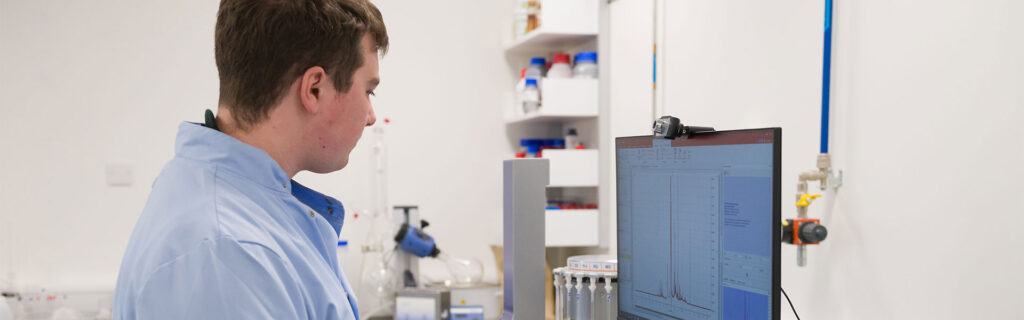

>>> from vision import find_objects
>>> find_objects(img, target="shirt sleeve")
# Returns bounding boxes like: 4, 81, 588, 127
132, 237, 308, 319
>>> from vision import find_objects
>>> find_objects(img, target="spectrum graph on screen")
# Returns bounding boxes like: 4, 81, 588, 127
631, 171, 721, 319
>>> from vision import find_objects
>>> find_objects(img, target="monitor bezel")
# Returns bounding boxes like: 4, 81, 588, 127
614, 127, 782, 320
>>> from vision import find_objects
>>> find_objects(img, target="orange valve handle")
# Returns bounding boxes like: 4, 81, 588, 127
782, 218, 828, 245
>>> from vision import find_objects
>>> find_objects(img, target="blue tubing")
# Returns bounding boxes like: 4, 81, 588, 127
820, 0, 833, 154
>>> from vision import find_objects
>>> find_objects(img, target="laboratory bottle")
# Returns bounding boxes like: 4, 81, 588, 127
513, 1, 529, 39
540, 139, 556, 152
526, 144, 541, 158
565, 128, 580, 149
552, 139, 566, 150
514, 68, 527, 117
547, 53, 572, 78
516, 139, 530, 158
521, 78, 540, 114
525, 0, 541, 33
525, 57, 547, 79
573, 51, 598, 79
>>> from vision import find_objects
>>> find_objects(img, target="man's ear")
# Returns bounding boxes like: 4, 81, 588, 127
299, 66, 328, 114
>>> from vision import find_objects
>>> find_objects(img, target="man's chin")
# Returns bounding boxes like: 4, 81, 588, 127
309, 157, 349, 174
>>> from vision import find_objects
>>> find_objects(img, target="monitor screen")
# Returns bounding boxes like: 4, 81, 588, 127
616, 129, 781, 320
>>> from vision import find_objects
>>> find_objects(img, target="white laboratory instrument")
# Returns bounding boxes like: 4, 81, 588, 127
426, 283, 501, 320
395, 288, 451, 320
553, 255, 617, 320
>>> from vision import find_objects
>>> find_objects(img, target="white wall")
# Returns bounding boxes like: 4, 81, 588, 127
651, 0, 1024, 319
0, 1, 221, 288
605, 0, 656, 260
0, 1, 513, 310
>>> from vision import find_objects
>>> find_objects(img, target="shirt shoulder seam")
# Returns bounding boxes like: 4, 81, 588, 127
211, 163, 290, 195
175, 152, 289, 195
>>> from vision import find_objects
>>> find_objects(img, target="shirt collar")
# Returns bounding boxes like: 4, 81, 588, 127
175, 122, 293, 192
174, 122, 347, 236
291, 180, 346, 236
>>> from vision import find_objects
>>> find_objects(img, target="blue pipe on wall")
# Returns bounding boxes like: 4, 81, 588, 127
820, 0, 833, 154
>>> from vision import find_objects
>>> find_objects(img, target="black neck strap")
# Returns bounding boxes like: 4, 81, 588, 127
204, 109, 219, 131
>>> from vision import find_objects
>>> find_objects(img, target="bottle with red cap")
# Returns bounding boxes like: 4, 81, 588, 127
548, 53, 573, 78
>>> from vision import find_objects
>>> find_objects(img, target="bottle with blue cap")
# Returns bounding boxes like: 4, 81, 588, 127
521, 78, 541, 114
573, 51, 598, 79
526, 143, 541, 158
525, 57, 547, 80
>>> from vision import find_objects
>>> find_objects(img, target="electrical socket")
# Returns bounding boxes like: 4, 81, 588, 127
105, 163, 134, 187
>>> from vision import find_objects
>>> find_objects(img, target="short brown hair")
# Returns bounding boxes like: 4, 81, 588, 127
215, 0, 388, 130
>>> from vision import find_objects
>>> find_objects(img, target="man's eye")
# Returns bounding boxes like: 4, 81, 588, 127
367, 91, 376, 96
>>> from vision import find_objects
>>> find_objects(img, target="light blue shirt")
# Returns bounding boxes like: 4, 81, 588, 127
113, 122, 358, 319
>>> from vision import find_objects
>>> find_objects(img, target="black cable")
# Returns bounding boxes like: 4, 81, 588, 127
781, 287, 801, 320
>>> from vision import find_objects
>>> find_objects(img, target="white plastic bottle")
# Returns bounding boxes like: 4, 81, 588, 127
573, 51, 598, 79
521, 78, 541, 114
547, 53, 572, 78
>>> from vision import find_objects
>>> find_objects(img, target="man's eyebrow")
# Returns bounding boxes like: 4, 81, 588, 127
368, 78, 380, 87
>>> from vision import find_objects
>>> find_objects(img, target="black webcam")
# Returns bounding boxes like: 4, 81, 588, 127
652, 116, 715, 139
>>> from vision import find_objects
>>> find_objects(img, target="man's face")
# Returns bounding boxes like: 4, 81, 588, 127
306, 35, 379, 173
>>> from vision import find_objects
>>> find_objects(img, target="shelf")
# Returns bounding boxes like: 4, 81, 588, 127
506, 78, 598, 124
543, 149, 598, 187
506, 112, 597, 124
505, 0, 598, 53
545, 209, 599, 247
505, 28, 597, 53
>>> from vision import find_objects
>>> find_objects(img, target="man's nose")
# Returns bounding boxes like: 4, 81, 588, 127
366, 107, 376, 127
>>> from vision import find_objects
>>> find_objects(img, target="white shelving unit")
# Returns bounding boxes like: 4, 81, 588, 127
505, 78, 598, 124
543, 149, 598, 187
504, 0, 602, 248
505, 112, 596, 124
505, 0, 598, 52
505, 28, 598, 52
545, 209, 599, 247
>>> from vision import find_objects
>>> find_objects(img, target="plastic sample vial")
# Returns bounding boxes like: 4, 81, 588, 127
525, 57, 547, 79
573, 52, 598, 78
521, 78, 540, 114
548, 53, 573, 78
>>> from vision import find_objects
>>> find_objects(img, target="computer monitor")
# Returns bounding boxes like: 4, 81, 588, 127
616, 128, 781, 320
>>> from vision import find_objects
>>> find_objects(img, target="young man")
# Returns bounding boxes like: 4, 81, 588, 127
112, 0, 388, 318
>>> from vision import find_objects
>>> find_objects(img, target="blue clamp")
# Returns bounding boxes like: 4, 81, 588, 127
394, 224, 440, 258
